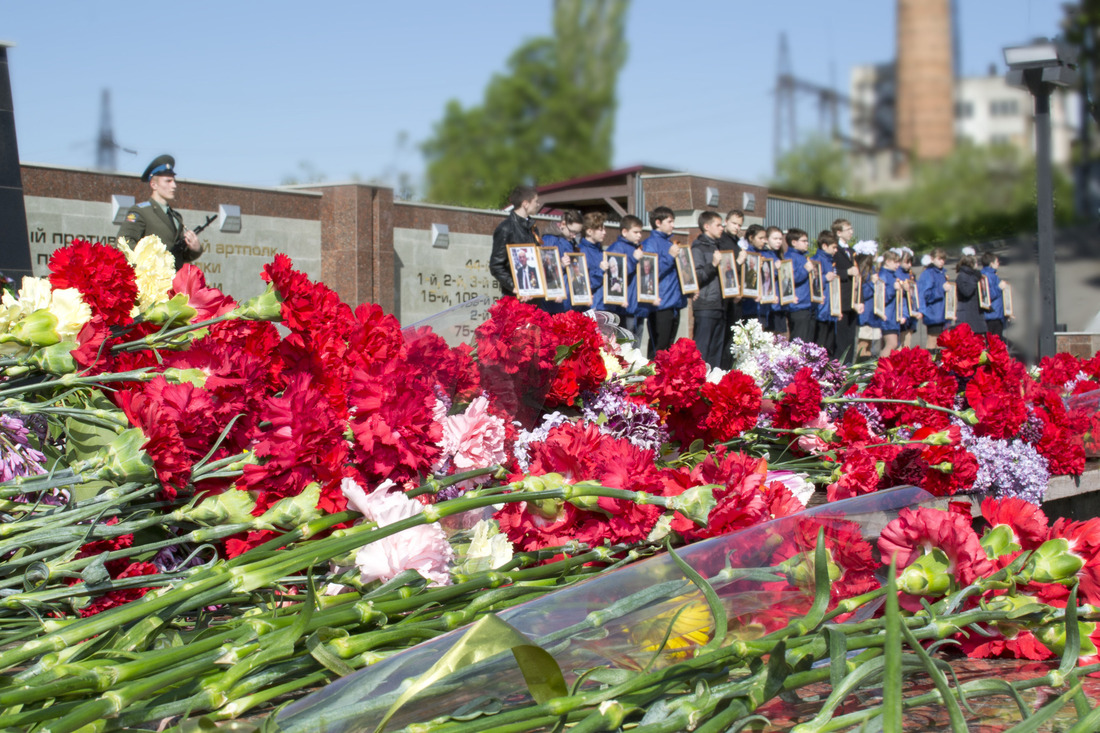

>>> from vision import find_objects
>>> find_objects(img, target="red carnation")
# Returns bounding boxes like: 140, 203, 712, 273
913, 426, 978, 496
77, 561, 159, 618
862, 347, 957, 429
774, 367, 822, 429
879, 506, 994, 587
700, 369, 762, 442
544, 310, 607, 408
49, 239, 137, 326
171, 264, 237, 321
1040, 352, 1085, 390
937, 324, 985, 378
642, 338, 708, 410
980, 496, 1049, 551
965, 366, 1027, 439
826, 451, 880, 502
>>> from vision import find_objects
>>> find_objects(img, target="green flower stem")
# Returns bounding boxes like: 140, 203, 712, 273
0, 521, 256, 590
214, 668, 329, 721
110, 313, 237, 353
0, 483, 160, 548
0, 369, 155, 400
0, 467, 112, 499
405, 467, 503, 499
44, 648, 228, 733
0, 624, 250, 707
823, 395, 966, 420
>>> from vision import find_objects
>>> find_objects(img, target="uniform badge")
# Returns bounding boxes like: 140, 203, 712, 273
126, 213, 138, 222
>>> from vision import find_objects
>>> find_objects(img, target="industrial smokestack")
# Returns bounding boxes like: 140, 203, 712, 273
895, 0, 956, 163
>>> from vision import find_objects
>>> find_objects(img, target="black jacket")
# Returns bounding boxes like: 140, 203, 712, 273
833, 245, 855, 314
716, 231, 743, 257
490, 212, 539, 297
691, 234, 723, 311
953, 265, 988, 334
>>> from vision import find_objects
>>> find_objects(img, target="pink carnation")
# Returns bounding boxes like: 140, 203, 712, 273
440, 395, 508, 471
340, 478, 453, 586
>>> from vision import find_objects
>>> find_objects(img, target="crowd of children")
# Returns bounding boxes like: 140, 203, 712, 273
490, 186, 1010, 366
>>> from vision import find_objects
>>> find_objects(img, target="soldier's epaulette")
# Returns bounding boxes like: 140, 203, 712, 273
137, 201, 151, 208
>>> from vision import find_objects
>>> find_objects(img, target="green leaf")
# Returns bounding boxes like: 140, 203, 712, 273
306, 631, 355, 677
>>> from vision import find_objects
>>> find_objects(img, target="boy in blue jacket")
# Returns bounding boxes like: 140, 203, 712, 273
785, 228, 815, 344
980, 252, 1006, 339
813, 232, 839, 356
606, 215, 646, 346
873, 250, 902, 358
643, 206, 686, 358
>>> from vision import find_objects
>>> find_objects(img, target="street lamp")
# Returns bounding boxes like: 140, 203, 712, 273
1004, 38, 1078, 360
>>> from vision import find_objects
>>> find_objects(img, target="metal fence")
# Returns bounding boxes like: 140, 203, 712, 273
766, 196, 878, 241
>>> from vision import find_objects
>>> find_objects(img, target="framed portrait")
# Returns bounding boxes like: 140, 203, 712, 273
978, 276, 992, 310
829, 277, 843, 317
778, 259, 797, 306
758, 258, 778, 304
568, 253, 593, 307
507, 244, 545, 298
741, 251, 762, 300
675, 246, 699, 294
1002, 282, 1014, 318
718, 251, 740, 298
637, 252, 659, 305
850, 272, 862, 310
603, 252, 629, 307
907, 282, 921, 313
873, 280, 887, 319
808, 260, 824, 304
944, 282, 958, 320
539, 247, 566, 301
895, 282, 905, 322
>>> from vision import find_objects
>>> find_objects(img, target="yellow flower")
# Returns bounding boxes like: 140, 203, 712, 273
629, 593, 714, 667
0, 277, 90, 345
48, 287, 92, 341
123, 235, 176, 312
601, 348, 625, 378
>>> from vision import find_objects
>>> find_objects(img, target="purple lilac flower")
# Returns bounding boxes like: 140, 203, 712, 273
0, 414, 46, 483
959, 425, 1049, 505
581, 383, 668, 453
757, 340, 846, 397
1019, 411, 1044, 444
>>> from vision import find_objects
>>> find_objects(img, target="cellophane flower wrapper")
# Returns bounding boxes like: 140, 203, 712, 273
276, 485, 936, 732
1065, 387, 1100, 458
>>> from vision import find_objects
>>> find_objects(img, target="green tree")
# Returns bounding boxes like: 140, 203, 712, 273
769, 136, 852, 199
876, 141, 1075, 249
421, 0, 629, 208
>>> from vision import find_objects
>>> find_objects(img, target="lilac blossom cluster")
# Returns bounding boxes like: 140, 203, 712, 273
758, 338, 847, 396
959, 425, 1049, 505
581, 383, 669, 453
0, 414, 45, 483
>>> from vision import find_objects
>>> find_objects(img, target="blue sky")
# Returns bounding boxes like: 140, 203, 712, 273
5, 0, 1063, 193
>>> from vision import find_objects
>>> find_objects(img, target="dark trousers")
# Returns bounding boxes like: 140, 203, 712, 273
720, 299, 742, 370
815, 319, 836, 356
835, 311, 859, 364
986, 318, 1004, 338
788, 308, 815, 344
622, 314, 645, 349
647, 308, 681, 358
693, 310, 726, 368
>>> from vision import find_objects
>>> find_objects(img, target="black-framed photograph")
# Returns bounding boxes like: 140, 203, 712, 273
808, 260, 824, 304
507, 244, 545, 298
778, 259, 796, 306
718, 251, 740, 298
873, 280, 887, 319
568, 253, 592, 307
944, 282, 958, 320
637, 252, 659, 305
1003, 282, 1014, 318
978, 276, 992, 310
829, 276, 843, 317
675, 246, 699, 295
604, 252, 628, 307
759, 258, 777, 304
741, 251, 762, 300
540, 247, 566, 301
906, 282, 921, 313
851, 272, 862, 310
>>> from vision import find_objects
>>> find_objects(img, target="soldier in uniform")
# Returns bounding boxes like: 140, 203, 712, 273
117, 154, 203, 269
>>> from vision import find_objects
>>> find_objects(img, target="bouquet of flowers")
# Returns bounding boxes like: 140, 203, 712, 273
0, 237, 1096, 731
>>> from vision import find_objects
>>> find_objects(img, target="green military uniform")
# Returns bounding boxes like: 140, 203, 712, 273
117, 154, 202, 270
